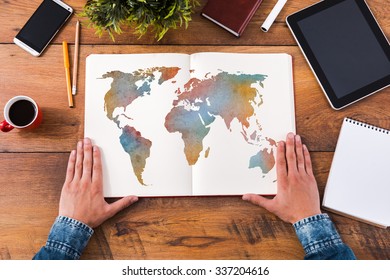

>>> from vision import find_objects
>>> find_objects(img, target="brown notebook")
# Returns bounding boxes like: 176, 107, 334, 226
201, 0, 262, 37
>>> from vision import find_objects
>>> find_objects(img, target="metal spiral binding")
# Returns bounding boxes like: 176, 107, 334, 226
345, 118, 390, 134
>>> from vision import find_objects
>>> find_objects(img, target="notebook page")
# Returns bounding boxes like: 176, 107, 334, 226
189, 53, 295, 195
323, 118, 390, 227
85, 54, 193, 197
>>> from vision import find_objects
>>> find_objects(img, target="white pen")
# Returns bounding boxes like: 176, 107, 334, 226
261, 0, 288, 32
72, 20, 80, 95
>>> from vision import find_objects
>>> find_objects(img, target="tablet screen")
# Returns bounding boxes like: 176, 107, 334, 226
287, 0, 390, 109
297, 0, 389, 99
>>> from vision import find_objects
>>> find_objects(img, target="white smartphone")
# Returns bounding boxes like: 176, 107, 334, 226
14, 0, 73, 57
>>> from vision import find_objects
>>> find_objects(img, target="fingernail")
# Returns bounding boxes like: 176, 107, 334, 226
287, 132, 295, 139
295, 135, 301, 142
84, 138, 91, 145
71, 150, 76, 156
278, 141, 285, 147
78, 140, 83, 148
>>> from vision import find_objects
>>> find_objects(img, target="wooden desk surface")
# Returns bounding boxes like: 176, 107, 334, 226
0, 0, 389, 260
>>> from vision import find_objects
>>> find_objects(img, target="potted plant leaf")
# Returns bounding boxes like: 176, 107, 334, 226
81, 0, 200, 41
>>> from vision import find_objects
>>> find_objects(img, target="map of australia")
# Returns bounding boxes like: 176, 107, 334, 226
102, 66, 276, 186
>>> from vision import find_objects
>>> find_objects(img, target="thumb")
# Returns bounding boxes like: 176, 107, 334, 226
242, 193, 274, 212
108, 196, 139, 217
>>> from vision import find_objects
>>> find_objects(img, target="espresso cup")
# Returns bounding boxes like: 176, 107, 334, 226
0, 96, 42, 132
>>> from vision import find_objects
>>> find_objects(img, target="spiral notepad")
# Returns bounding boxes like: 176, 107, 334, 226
323, 118, 390, 228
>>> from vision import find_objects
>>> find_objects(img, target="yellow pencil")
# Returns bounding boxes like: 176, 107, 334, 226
62, 41, 74, 108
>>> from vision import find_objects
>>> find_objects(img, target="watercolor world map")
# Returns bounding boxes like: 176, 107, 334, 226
103, 67, 276, 185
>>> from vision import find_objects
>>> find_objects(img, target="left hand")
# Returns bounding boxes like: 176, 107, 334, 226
59, 138, 138, 228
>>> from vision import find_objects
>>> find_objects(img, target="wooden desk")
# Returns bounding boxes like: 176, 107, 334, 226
0, 0, 389, 260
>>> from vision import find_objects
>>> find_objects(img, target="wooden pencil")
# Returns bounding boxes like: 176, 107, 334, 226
72, 20, 80, 95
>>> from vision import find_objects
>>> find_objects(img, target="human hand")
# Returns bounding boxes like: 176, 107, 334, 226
59, 138, 138, 228
243, 133, 321, 224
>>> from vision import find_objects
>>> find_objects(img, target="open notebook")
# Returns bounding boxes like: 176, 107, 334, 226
85, 53, 295, 197
323, 118, 390, 228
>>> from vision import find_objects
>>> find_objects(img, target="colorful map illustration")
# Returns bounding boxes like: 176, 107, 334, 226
103, 67, 276, 186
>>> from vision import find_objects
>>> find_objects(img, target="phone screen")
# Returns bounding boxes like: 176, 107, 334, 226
15, 0, 72, 53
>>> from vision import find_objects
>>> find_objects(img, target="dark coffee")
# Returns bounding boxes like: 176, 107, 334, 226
9, 100, 36, 126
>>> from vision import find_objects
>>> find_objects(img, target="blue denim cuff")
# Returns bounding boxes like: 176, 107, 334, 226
293, 213, 344, 256
45, 216, 94, 260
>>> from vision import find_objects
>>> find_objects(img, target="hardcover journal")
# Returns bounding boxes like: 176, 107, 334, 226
201, 0, 263, 36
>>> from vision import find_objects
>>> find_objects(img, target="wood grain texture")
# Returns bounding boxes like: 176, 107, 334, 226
0, 153, 389, 260
1, 44, 390, 152
0, 0, 388, 45
0, 0, 389, 260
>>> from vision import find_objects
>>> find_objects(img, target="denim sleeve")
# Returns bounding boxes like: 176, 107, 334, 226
33, 216, 94, 260
293, 213, 356, 260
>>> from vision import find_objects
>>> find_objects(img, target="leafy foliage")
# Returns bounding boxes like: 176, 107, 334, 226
80, 0, 200, 41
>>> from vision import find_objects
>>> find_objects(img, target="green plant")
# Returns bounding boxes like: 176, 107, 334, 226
80, 0, 200, 41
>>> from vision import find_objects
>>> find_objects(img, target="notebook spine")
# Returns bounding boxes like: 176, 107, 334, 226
345, 118, 390, 134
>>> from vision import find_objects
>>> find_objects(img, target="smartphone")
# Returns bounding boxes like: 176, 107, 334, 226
14, 0, 73, 57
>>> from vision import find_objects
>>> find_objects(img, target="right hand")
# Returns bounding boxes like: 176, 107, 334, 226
243, 133, 321, 224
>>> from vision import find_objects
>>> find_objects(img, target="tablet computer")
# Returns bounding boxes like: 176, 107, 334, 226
287, 0, 390, 109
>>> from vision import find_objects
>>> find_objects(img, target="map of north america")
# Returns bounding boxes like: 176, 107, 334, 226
103, 67, 276, 185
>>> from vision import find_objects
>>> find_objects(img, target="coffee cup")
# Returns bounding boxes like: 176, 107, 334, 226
0, 96, 43, 132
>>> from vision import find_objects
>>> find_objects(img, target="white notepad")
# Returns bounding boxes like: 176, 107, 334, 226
323, 118, 390, 228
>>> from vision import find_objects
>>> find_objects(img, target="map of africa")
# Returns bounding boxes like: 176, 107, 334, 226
103, 67, 276, 186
